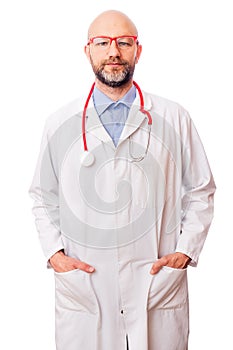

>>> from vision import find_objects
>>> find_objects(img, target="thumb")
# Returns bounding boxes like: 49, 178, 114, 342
75, 260, 95, 273
150, 258, 166, 275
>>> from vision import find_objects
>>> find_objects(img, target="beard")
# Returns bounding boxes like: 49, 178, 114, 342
90, 57, 135, 88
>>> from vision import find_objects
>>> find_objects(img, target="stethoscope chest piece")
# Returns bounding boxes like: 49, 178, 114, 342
80, 150, 95, 167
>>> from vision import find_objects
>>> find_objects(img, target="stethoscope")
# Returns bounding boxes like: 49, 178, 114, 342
80, 81, 152, 167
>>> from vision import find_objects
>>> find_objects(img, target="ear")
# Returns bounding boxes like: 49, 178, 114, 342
84, 45, 91, 62
135, 44, 142, 64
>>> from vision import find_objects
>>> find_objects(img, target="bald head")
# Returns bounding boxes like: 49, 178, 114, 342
88, 10, 138, 39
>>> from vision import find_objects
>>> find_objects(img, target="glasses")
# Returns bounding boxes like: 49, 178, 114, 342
87, 36, 138, 50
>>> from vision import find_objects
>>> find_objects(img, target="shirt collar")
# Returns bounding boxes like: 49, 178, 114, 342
93, 85, 136, 116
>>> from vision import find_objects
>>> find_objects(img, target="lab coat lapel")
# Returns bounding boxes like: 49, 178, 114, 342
118, 91, 152, 146
84, 97, 116, 149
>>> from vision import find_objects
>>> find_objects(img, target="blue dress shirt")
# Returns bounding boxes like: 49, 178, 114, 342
93, 85, 136, 147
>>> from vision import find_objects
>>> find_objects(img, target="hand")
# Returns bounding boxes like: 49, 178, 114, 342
150, 252, 191, 275
49, 250, 95, 274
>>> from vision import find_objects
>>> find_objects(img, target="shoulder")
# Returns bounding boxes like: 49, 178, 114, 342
46, 97, 84, 128
145, 91, 190, 121
42, 96, 86, 138
143, 91, 194, 140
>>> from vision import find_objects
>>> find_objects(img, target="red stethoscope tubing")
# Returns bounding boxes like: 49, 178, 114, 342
82, 81, 152, 152
82, 82, 95, 152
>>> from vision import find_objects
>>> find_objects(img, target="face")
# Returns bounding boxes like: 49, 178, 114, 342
85, 13, 142, 88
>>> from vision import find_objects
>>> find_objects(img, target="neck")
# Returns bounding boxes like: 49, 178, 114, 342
95, 79, 134, 101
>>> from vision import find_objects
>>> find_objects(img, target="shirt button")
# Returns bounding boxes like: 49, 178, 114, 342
120, 310, 124, 314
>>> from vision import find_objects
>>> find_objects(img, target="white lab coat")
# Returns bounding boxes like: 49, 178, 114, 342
29, 88, 216, 350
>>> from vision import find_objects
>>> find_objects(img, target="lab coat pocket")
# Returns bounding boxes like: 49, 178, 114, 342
54, 269, 98, 315
147, 266, 188, 310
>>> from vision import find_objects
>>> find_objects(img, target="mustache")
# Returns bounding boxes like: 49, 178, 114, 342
102, 59, 128, 65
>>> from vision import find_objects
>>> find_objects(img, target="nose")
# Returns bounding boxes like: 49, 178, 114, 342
107, 39, 121, 57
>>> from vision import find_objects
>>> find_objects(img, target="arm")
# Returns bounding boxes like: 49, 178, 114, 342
29, 119, 94, 273
29, 121, 64, 261
151, 111, 216, 274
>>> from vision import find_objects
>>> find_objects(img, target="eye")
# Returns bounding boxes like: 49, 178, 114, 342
93, 38, 110, 47
117, 37, 134, 48
118, 41, 131, 47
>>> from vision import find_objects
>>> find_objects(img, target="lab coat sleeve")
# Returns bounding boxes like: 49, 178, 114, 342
175, 111, 216, 266
29, 119, 64, 262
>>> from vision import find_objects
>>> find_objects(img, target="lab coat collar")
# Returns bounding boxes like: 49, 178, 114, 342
117, 89, 152, 147
85, 96, 115, 148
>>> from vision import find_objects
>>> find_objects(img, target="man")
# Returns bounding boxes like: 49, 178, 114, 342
29, 10, 216, 350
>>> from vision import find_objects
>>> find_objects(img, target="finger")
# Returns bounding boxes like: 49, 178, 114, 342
74, 260, 95, 273
150, 257, 167, 275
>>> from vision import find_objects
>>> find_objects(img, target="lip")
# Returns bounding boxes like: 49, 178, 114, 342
106, 63, 123, 68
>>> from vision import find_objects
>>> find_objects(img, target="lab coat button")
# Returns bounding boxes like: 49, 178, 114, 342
120, 309, 124, 314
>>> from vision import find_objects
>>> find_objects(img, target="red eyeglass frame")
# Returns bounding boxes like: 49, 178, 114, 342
87, 35, 138, 46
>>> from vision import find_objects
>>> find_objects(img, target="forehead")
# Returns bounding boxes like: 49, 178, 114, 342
88, 13, 137, 38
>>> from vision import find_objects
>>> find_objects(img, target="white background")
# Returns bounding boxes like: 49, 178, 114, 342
0, 0, 232, 349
